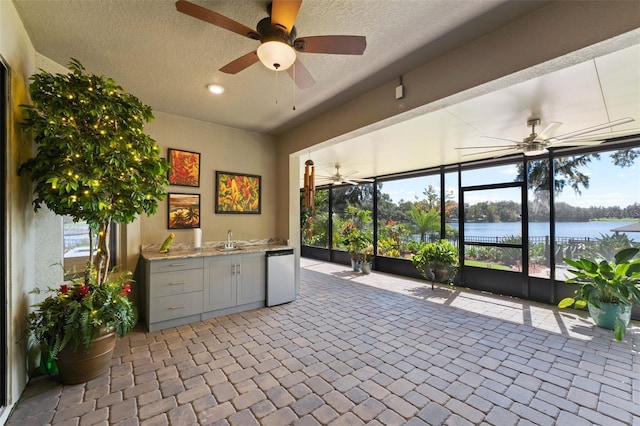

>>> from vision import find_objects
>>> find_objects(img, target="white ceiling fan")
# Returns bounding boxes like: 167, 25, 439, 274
457, 117, 635, 157
316, 164, 374, 185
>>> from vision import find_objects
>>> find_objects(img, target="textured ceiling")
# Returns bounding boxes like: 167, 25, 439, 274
13, 0, 545, 134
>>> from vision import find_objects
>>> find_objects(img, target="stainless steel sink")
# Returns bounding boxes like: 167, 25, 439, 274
218, 247, 243, 252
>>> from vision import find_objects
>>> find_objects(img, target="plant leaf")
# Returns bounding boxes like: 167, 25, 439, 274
558, 298, 575, 308
574, 300, 587, 309
613, 317, 626, 341
614, 247, 639, 264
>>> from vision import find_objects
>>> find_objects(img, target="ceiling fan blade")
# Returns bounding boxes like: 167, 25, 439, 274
351, 178, 374, 182
549, 127, 640, 144
482, 136, 521, 144
271, 0, 302, 34
293, 36, 367, 55
456, 144, 520, 150
536, 121, 562, 140
219, 51, 259, 74
175, 0, 260, 39
343, 179, 360, 185
286, 60, 316, 88
461, 147, 519, 157
551, 117, 634, 141
548, 140, 603, 148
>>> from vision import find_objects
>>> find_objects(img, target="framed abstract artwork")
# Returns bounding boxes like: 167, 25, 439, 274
168, 193, 200, 229
168, 148, 200, 187
215, 171, 261, 214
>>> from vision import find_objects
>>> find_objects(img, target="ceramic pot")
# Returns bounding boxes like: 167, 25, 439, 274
351, 259, 362, 272
361, 262, 372, 274
56, 330, 117, 384
588, 302, 632, 330
434, 264, 450, 282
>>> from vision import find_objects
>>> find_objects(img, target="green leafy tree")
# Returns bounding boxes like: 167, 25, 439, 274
518, 148, 638, 196
19, 59, 169, 284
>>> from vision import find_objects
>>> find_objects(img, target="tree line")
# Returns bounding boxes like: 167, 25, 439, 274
464, 200, 639, 223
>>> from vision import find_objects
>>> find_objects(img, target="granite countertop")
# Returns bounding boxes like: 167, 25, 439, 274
141, 238, 291, 261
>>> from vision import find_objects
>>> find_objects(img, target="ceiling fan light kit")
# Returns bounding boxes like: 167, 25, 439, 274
522, 142, 547, 156
257, 41, 297, 71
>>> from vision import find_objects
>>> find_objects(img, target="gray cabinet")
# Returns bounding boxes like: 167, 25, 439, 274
144, 257, 204, 331
204, 252, 265, 315
144, 251, 268, 330
237, 253, 266, 305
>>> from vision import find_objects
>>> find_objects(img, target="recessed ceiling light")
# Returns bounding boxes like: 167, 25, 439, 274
207, 84, 225, 94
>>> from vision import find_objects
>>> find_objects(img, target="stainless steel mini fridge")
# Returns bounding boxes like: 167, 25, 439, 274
266, 248, 296, 307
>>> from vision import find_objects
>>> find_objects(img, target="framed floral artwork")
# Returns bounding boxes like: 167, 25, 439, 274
215, 171, 261, 214
168, 148, 200, 187
168, 193, 200, 229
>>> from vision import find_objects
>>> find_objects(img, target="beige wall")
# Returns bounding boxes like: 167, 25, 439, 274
141, 112, 277, 247
274, 0, 640, 242
1, 0, 37, 421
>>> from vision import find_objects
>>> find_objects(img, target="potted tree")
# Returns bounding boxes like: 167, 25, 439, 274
558, 247, 640, 341
338, 208, 372, 272
411, 239, 459, 289
339, 225, 369, 272
20, 59, 169, 383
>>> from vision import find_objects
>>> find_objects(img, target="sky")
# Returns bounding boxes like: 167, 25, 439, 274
380, 150, 639, 208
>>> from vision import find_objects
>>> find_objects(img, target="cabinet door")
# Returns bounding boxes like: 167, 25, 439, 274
237, 253, 266, 305
204, 256, 237, 311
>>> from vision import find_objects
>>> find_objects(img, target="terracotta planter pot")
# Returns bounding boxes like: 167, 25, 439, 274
56, 330, 117, 384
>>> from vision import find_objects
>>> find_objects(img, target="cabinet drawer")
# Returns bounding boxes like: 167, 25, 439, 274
149, 268, 204, 298
149, 291, 203, 323
149, 257, 203, 273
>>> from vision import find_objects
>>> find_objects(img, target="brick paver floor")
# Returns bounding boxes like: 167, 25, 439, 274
7, 258, 640, 425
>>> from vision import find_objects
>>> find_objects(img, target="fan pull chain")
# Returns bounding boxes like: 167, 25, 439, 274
275, 69, 279, 105
292, 62, 296, 111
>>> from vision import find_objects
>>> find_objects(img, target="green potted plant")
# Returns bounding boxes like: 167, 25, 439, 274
339, 225, 369, 271
558, 247, 640, 341
411, 239, 459, 288
338, 208, 373, 271
19, 59, 169, 383
27, 268, 136, 383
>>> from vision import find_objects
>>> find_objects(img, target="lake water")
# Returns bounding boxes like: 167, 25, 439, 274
448, 221, 638, 241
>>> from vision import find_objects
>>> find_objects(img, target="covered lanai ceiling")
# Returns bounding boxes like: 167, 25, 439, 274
12, 1, 640, 185
306, 43, 640, 184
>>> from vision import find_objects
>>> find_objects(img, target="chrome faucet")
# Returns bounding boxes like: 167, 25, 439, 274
226, 229, 233, 249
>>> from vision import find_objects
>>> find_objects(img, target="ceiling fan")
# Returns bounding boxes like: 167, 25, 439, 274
456, 117, 635, 157
175, 0, 367, 88
316, 164, 374, 186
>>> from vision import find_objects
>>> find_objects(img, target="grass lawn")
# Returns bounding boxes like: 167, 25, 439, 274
464, 260, 512, 270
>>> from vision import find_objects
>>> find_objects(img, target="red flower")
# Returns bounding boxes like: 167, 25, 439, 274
76, 285, 89, 299
60, 284, 69, 294
121, 284, 131, 295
